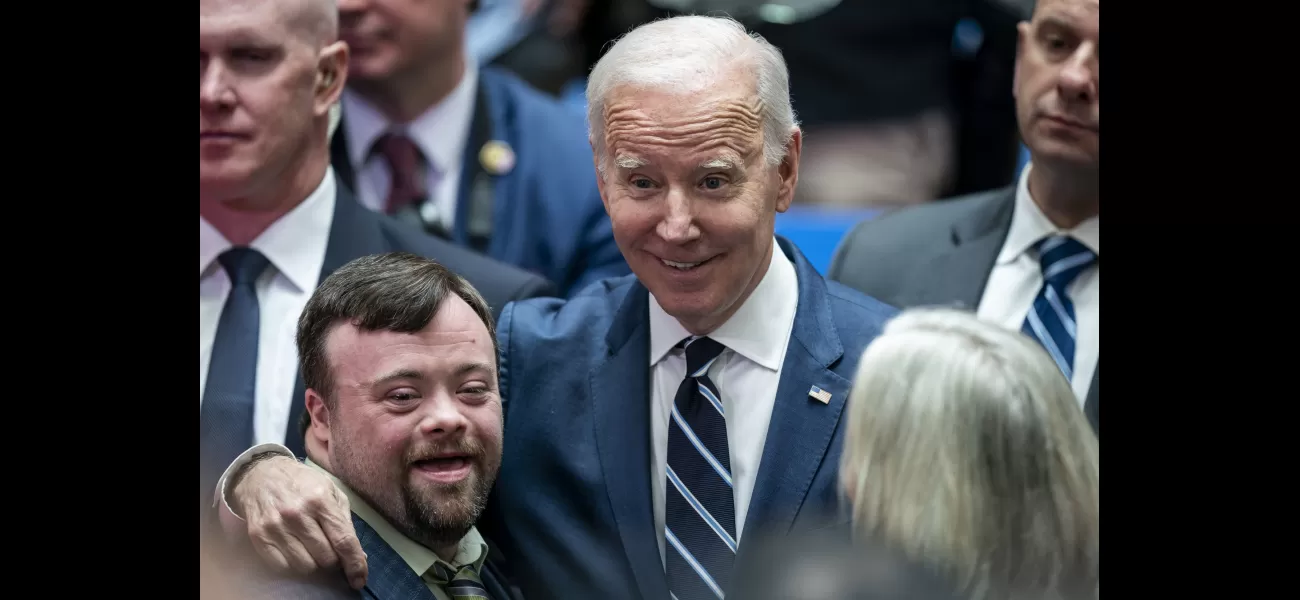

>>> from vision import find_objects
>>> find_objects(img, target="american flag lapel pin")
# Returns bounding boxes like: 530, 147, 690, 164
808, 385, 832, 404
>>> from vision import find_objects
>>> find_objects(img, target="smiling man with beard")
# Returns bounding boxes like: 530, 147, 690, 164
228, 251, 521, 600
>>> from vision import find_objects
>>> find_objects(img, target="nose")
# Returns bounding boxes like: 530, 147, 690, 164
1058, 44, 1098, 103
416, 394, 470, 439
655, 187, 701, 244
199, 61, 236, 112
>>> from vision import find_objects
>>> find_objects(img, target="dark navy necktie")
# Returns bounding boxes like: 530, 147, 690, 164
665, 336, 736, 600
1021, 235, 1097, 381
200, 247, 270, 493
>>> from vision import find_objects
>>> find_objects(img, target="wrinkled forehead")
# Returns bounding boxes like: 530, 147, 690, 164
1034, 0, 1099, 25
601, 86, 765, 166
200, 0, 295, 44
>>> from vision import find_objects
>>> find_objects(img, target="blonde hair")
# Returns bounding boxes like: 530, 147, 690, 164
839, 307, 1099, 600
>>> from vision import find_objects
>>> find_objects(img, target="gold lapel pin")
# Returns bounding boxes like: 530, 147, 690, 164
479, 140, 515, 176
808, 385, 832, 404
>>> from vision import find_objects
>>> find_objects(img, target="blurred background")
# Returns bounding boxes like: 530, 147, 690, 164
472, 0, 1033, 272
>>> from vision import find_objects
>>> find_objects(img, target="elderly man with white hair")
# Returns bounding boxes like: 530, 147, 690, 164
213, 14, 897, 600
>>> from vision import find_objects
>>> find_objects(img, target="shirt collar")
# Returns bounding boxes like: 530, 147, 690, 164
341, 64, 479, 178
648, 238, 799, 371
303, 459, 489, 576
998, 162, 1100, 265
198, 167, 336, 294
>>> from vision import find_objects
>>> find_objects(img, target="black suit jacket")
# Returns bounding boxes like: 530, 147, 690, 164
827, 187, 1098, 436
235, 516, 524, 600
278, 180, 557, 455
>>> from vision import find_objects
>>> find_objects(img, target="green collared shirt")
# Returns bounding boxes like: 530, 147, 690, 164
305, 459, 489, 600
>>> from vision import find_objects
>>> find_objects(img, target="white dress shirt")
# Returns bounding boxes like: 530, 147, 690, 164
199, 168, 336, 445
647, 241, 800, 565
340, 66, 478, 231
977, 163, 1099, 404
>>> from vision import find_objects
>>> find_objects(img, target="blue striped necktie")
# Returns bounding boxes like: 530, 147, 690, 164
665, 336, 735, 600
1021, 235, 1097, 381
200, 247, 269, 492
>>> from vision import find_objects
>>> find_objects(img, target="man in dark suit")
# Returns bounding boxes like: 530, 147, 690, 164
330, 0, 628, 296
828, 0, 1099, 434
200, 0, 553, 506
213, 14, 896, 600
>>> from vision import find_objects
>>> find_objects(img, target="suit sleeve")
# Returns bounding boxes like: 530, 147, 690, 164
496, 301, 516, 415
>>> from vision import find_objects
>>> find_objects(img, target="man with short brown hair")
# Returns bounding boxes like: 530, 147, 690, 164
229, 252, 520, 599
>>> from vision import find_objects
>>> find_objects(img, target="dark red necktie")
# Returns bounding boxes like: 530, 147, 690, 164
373, 132, 427, 215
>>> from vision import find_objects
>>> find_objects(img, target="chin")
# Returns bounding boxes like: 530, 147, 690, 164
654, 290, 722, 322
350, 57, 401, 84
200, 173, 254, 203
1032, 145, 1098, 169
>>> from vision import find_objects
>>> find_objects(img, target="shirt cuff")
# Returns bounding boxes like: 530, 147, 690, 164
212, 443, 295, 536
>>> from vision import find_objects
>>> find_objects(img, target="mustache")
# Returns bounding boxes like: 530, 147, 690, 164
405, 437, 485, 462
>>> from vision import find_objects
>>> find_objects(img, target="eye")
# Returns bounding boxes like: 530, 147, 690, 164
387, 389, 420, 404
232, 47, 273, 62
459, 386, 492, 403
1039, 30, 1076, 56
629, 176, 655, 189
700, 176, 727, 190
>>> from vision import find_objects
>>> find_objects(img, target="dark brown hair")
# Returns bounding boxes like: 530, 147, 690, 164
296, 252, 496, 434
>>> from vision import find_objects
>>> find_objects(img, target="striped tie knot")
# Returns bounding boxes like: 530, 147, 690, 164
681, 336, 726, 378
1036, 235, 1096, 291
429, 561, 489, 599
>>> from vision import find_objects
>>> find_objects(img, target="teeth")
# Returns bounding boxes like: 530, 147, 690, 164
663, 259, 702, 270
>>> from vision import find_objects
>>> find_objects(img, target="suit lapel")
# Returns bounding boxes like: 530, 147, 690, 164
1085, 361, 1099, 436
912, 189, 1016, 310
353, 515, 437, 600
740, 240, 851, 557
283, 184, 393, 456
589, 282, 668, 600
330, 116, 359, 194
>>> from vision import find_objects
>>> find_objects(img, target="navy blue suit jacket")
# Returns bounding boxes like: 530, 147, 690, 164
279, 181, 556, 457
331, 66, 629, 297
480, 237, 899, 600
239, 515, 523, 600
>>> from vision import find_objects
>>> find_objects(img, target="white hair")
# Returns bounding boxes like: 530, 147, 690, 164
840, 307, 1099, 600
585, 15, 799, 176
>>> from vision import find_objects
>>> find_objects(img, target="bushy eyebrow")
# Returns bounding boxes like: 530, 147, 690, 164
615, 155, 647, 169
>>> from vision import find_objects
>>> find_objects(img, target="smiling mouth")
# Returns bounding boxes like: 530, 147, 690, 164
414, 456, 471, 471
660, 256, 717, 271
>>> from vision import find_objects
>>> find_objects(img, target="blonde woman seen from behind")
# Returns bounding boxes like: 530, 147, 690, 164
839, 308, 1099, 600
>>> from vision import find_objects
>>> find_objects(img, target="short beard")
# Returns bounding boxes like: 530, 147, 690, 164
331, 434, 500, 554
396, 471, 495, 550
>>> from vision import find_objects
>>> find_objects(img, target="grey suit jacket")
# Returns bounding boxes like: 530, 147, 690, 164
827, 187, 1099, 436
